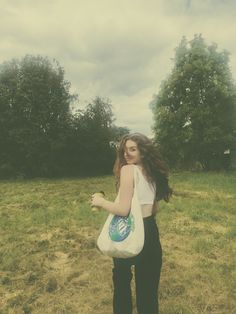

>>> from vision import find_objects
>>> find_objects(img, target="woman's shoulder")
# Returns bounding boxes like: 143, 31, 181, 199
120, 164, 135, 176
120, 164, 135, 171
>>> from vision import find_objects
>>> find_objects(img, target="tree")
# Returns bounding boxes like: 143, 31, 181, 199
111, 126, 130, 143
0, 55, 76, 177
67, 97, 117, 175
151, 34, 236, 170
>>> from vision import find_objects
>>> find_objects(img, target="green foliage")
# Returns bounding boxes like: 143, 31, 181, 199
67, 97, 118, 175
111, 125, 130, 142
152, 34, 236, 170
0, 55, 126, 178
0, 55, 76, 177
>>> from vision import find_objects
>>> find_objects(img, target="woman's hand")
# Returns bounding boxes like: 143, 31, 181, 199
91, 193, 105, 208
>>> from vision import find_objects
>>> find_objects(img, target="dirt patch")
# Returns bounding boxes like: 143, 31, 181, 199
49, 251, 71, 272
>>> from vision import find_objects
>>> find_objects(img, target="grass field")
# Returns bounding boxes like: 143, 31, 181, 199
0, 171, 235, 314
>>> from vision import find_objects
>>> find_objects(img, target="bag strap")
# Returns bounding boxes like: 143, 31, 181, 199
133, 165, 139, 190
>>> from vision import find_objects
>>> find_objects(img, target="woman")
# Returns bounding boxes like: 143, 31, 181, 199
91, 133, 172, 314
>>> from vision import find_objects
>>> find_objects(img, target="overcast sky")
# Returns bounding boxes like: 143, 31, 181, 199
1, 0, 236, 136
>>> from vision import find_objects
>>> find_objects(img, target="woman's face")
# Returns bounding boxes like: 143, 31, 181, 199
124, 139, 142, 165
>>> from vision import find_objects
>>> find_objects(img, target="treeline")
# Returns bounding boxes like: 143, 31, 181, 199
1, 35, 236, 178
0, 55, 128, 178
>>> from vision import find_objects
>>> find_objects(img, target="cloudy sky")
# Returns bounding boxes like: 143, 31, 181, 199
1, 0, 236, 136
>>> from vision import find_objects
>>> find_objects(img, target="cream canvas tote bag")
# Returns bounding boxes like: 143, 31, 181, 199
97, 165, 144, 258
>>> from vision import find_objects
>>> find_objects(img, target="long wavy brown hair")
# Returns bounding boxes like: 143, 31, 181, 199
113, 133, 172, 202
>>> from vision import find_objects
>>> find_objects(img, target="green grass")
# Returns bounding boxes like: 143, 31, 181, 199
0, 171, 235, 313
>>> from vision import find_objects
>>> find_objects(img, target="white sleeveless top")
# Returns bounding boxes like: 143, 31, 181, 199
135, 165, 156, 205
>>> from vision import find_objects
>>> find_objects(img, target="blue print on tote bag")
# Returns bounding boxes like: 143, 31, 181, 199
109, 214, 135, 242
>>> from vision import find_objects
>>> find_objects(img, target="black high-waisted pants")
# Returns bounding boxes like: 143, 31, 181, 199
112, 215, 162, 314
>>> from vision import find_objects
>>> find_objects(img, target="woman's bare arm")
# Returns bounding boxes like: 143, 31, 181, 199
152, 201, 159, 216
92, 165, 134, 216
